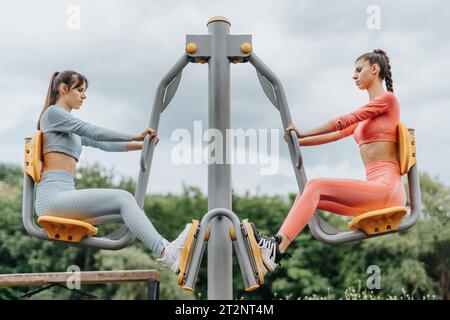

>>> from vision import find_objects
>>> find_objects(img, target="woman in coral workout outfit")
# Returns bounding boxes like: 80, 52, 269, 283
255, 49, 407, 273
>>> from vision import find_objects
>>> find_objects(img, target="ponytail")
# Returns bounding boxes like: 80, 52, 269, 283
37, 70, 88, 130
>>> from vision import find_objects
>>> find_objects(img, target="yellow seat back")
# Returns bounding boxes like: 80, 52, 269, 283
397, 123, 416, 175
24, 131, 43, 183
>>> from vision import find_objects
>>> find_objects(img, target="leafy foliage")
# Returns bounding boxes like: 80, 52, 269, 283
0, 163, 448, 299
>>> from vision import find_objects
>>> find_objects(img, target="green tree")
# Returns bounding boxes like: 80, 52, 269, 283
0, 163, 448, 299
0, 163, 194, 299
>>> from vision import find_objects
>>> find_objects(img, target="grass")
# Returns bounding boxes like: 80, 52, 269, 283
267, 287, 438, 300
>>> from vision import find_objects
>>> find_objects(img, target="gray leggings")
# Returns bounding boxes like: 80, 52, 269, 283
34, 170, 165, 257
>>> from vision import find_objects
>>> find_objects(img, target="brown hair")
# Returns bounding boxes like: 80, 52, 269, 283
37, 70, 88, 129
356, 49, 393, 93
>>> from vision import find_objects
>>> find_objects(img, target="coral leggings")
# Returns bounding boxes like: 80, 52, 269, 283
279, 160, 407, 241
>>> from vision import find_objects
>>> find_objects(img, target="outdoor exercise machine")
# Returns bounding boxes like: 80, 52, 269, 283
133, 16, 421, 298
23, 130, 136, 250
21, 16, 421, 300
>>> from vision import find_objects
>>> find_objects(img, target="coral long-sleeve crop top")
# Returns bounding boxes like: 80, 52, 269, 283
328, 92, 400, 146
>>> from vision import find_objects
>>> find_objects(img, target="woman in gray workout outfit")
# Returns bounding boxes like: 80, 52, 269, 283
35, 70, 189, 273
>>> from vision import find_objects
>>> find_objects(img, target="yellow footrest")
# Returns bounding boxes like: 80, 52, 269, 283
38, 216, 98, 243
178, 220, 200, 287
348, 206, 407, 235
242, 219, 265, 289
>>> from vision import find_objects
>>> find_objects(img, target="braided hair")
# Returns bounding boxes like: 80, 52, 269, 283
356, 49, 393, 93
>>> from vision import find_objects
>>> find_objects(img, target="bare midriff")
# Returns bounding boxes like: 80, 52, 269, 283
360, 141, 399, 167
43, 152, 77, 175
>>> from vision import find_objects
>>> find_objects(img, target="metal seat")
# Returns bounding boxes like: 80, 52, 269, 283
37, 216, 98, 243
348, 206, 407, 235
347, 123, 417, 236
22, 131, 135, 250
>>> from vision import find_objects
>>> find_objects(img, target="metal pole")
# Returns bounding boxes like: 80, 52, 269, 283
207, 16, 232, 300
147, 279, 159, 300
135, 55, 190, 208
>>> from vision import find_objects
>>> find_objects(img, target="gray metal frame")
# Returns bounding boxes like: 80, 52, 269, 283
182, 208, 263, 293
205, 20, 233, 299
134, 19, 263, 299
134, 18, 421, 298
23, 17, 421, 298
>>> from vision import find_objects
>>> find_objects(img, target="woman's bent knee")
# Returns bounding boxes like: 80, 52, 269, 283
304, 179, 322, 193
113, 189, 136, 204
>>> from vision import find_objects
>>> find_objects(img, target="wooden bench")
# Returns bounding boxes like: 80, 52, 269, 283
0, 270, 160, 300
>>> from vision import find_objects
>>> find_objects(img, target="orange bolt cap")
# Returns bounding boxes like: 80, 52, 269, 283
240, 43, 252, 54
186, 42, 197, 54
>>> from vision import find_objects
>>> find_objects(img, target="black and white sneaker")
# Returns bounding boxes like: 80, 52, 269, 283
157, 223, 192, 274
250, 223, 288, 273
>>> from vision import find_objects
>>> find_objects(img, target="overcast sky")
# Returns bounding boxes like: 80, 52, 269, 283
0, 0, 449, 197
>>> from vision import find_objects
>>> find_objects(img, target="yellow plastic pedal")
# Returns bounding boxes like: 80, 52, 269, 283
37, 216, 98, 243
230, 224, 262, 292
181, 285, 195, 292
245, 284, 260, 292
178, 219, 199, 287
348, 206, 407, 235
242, 219, 265, 289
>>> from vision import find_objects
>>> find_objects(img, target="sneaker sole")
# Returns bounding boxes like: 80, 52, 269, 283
177, 219, 199, 286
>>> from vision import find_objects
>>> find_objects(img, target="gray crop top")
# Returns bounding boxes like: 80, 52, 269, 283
40, 105, 133, 162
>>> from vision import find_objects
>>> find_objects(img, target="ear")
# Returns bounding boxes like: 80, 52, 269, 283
371, 64, 379, 75
58, 83, 69, 96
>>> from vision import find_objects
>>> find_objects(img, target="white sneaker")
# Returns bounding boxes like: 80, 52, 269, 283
157, 223, 192, 274
258, 236, 280, 272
